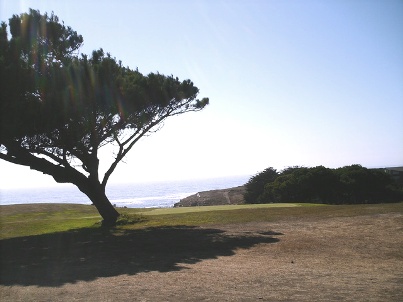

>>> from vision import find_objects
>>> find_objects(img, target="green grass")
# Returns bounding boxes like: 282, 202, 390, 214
1, 202, 403, 239
0, 204, 100, 239
138, 203, 320, 215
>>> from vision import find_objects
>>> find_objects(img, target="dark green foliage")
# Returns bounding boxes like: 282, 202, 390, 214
0, 9, 208, 225
335, 165, 401, 204
244, 165, 403, 204
244, 167, 278, 203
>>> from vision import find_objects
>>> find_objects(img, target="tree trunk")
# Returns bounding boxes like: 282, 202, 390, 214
0, 142, 120, 225
79, 181, 120, 227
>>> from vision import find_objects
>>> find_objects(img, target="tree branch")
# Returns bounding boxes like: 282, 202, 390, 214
101, 116, 165, 187
1, 143, 87, 186
100, 101, 203, 187
27, 147, 68, 166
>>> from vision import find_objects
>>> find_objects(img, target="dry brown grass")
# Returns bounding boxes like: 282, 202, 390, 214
1, 203, 402, 301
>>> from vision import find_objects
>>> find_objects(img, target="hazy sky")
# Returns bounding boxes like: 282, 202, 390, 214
0, 0, 402, 189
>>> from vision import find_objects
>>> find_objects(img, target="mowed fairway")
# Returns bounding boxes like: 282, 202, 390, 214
0, 203, 321, 239
139, 203, 309, 215
1, 202, 402, 301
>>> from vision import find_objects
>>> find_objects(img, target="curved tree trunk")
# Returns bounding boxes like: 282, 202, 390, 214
78, 181, 120, 226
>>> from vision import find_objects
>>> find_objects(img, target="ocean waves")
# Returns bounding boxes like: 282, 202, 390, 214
0, 175, 250, 208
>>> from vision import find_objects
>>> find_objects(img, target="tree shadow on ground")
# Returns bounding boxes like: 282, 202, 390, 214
0, 226, 281, 287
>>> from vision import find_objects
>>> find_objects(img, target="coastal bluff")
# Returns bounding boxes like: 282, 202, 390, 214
174, 186, 246, 207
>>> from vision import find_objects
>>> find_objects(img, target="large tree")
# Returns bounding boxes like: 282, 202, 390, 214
0, 9, 209, 225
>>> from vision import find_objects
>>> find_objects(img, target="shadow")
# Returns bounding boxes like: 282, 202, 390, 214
259, 231, 284, 236
0, 226, 280, 287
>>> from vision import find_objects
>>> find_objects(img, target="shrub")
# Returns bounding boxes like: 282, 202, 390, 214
244, 167, 278, 203
244, 164, 403, 204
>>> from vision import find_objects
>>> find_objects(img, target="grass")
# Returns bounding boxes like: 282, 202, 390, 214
1, 202, 403, 239
138, 203, 318, 215
0, 204, 100, 239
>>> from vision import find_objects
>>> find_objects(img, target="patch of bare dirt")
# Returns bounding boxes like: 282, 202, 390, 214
1, 213, 402, 301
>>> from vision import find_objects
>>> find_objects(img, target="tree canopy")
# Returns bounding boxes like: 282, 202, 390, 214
0, 9, 209, 225
244, 165, 403, 204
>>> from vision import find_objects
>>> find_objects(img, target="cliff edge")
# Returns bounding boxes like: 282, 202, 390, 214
174, 186, 246, 207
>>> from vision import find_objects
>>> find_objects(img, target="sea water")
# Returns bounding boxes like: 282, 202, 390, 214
0, 175, 250, 208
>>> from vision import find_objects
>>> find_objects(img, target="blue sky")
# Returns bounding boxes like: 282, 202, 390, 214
0, 0, 402, 188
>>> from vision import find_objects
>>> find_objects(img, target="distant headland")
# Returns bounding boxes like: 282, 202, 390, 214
174, 186, 246, 207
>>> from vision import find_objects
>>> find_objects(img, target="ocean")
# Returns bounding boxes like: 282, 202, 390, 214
0, 175, 251, 208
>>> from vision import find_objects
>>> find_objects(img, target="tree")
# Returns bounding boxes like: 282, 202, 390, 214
0, 9, 209, 226
335, 165, 401, 204
262, 166, 339, 203
245, 165, 403, 205
244, 167, 278, 203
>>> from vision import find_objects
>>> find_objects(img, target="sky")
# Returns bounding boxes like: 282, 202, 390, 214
0, 0, 402, 189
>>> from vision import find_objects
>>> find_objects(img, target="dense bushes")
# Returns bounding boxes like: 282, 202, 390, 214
244, 165, 403, 204
243, 167, 278, 203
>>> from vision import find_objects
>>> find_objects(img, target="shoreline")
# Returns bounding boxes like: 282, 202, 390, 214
0, 176, 250, 208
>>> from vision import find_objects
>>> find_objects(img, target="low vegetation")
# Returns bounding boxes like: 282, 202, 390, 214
1, 202, 402, 239
244, 164, 403, 204
2, 202, 402, 301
